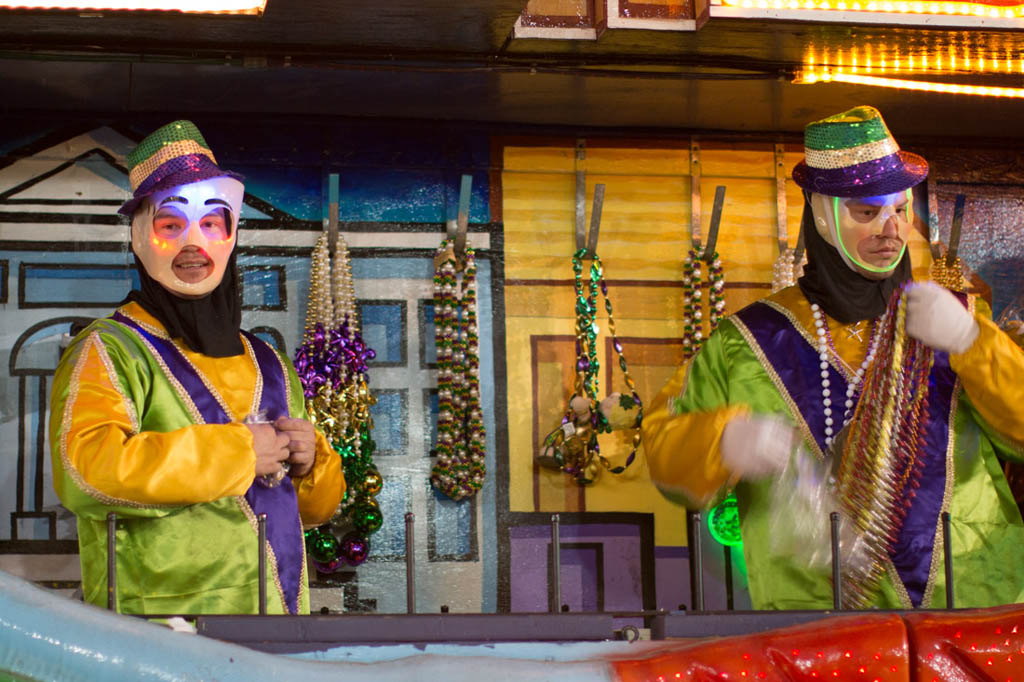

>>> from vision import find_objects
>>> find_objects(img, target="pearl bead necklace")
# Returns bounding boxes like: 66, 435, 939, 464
811, 303, 878, 446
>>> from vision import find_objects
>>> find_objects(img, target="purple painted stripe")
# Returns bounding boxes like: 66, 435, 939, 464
112, 313, 303, 614
734, 302, 847, 453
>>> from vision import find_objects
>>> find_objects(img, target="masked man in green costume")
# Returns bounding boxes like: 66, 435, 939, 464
49, 121, 345, 614
643, 106, 1024, 610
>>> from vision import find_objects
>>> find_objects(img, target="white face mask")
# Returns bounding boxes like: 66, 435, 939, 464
810, 190, 913, 280
130, 177, 244, 297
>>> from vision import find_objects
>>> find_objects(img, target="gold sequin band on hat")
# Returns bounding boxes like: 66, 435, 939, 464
804, 136, 900, 171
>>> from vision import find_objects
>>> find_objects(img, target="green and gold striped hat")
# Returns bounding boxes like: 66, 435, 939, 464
792, 106, 927, 198
118, 120, 243, 216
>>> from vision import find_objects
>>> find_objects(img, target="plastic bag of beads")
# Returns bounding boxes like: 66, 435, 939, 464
766, 445, 870, 581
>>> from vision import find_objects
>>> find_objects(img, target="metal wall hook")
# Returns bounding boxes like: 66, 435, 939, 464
444, 173, 473, 268
702, 185, 726, 263
575, 183, 604, 260
327, 173, 340, 258
946, 193, 966, 267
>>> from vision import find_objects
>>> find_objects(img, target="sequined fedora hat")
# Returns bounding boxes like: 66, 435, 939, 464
792, 106, 928, 198
118, 120, 243, 216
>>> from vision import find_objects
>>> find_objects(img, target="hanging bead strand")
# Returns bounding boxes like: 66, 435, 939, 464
682, 247, 725, 361
430, 240, 486, 501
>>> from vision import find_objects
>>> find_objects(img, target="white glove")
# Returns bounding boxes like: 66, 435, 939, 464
720, 414, 796, 479
905, 281, 979, 355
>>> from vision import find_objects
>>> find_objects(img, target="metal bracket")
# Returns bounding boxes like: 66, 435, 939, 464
444, 174, 473, 267
774, 143, 788, 255
947, 193, 966, 267
326, 173, 340, 257
703, 185, 726, 263
575, 183, 604, 259
927, 177, 942, 262
690, 138, 702, 249
574, 139, 590, 258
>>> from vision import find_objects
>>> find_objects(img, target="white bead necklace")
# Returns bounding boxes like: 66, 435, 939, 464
811, 303, 878, 446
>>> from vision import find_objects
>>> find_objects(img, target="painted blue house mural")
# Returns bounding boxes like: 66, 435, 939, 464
0, 122, 504, 615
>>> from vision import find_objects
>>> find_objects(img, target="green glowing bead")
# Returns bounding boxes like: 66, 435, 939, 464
708, 494, 743, 548
352, 499, 384, 534
306, 527, 341, 563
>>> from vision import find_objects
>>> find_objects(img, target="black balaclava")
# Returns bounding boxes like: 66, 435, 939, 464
797, 196, 912, 324
125, 249, 244, 357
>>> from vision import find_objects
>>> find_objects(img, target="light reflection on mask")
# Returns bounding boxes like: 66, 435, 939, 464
130, 177, 244, 297
811, 190, 913, 279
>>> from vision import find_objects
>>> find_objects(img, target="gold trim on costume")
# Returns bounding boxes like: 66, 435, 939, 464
117, 319, 206, 426
922, 378, 962, 608
119, 307, 171, 339
60, 334, 174, 510
118, 306, 255, 424
93, 333, 140, 435
763, 299, 859, 381
883, 557, 914, 609
730, 316, 825, 462
241, 335, 264, 419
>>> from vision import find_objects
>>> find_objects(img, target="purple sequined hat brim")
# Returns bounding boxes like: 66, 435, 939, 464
118, 154, 244, 216
792, 150, 928, 198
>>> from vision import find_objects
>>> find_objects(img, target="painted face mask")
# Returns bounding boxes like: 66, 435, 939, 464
130, 177, 244, 297
814, 190, 914, 277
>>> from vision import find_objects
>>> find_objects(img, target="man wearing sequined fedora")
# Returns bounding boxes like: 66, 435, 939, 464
49, 120, 344, 614
644, 106, 1024, 610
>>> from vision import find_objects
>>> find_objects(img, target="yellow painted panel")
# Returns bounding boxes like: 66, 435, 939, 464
504, 283, 767, 332
504, 170, 692, 282
503, 146, 576, 173
502, 140, 936, 548
580, 147, 690, 177
699, 147, 775, 179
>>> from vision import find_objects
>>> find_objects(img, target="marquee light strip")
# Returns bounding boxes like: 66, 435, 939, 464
721, 0, 1024, 18
0, 0, 266, 13
796, 69, 1024, 98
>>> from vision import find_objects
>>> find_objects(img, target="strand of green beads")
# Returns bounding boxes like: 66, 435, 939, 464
595, 258, 643, 473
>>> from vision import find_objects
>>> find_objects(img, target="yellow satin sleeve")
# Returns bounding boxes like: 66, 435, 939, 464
59, 334, 256, 510
293, 428, 344, 527
950, 313, 1024, 454
641, 360, 749, 509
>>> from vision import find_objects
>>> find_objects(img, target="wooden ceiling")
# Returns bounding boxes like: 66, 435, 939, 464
2, 1, 1024, 140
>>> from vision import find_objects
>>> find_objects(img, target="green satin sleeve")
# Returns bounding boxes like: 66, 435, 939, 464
642, 326, 746, 508
643, 319, 803, 509
49, 322, 256, 521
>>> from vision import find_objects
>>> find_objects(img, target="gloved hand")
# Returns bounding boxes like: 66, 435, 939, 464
720, 414, 797, 479
905, 281, 979, 355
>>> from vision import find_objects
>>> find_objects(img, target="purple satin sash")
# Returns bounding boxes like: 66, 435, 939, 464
112, 313, 303, 614
735, 302, 955, 606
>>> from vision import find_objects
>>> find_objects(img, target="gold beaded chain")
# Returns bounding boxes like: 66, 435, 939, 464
929, 255, 968, 293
